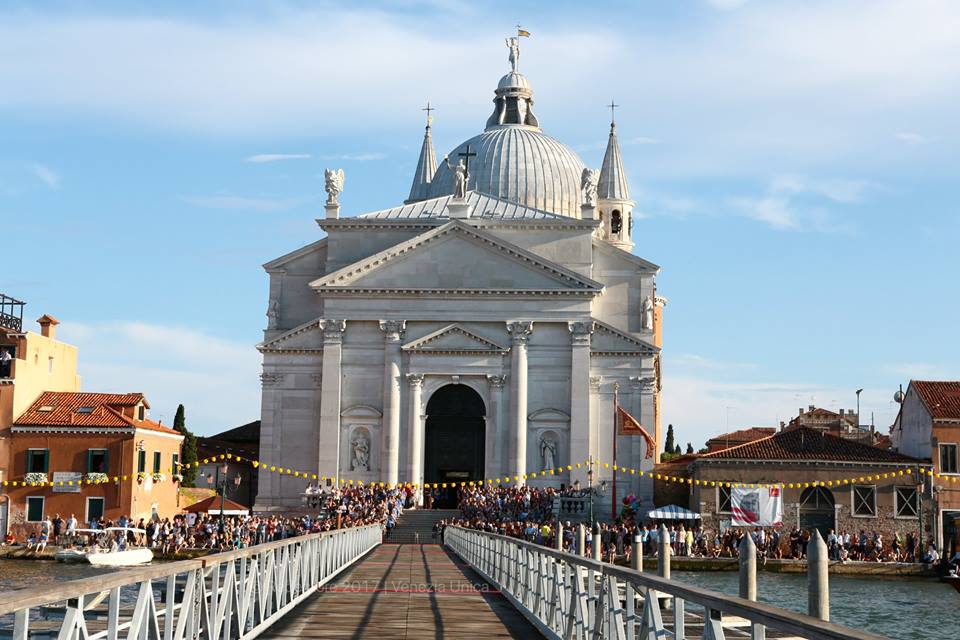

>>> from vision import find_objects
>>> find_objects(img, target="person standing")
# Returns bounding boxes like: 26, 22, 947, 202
52, 513, 63, 544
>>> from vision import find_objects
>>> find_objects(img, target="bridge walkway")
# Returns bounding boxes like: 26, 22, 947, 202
258, 543, 540, 640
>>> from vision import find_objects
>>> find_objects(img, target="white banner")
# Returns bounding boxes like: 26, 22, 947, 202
52, 471, 82, 493
731, 486, 783, 526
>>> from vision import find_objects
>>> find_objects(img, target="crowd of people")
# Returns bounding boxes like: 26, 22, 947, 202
5, 484, 411, 555
439, 485, 952, 568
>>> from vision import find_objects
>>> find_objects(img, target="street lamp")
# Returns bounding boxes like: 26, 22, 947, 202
207, 462, 242, 528
855, 388, 864, 432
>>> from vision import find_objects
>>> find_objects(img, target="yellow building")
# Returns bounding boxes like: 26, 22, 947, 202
1, 296, 82, 486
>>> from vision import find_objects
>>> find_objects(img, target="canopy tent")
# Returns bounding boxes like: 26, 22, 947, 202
647, 504, 701, 520
183, 495, 249, 516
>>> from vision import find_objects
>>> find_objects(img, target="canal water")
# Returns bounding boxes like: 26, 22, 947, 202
0, 559, 954, 638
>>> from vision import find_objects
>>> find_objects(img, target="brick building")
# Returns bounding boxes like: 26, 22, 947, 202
686, 426, 929, 539
5, 391, 183, 535
196, 420, 260, 507
891, 380, 960, 552
704, 427, 775, 453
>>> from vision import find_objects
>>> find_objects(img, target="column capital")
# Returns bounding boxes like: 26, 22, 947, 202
506, 321, 533, 345
406, 373, 424, 387
487, 374, 507, 389
379, 320, 406, 342
589, 376, 602, 392
319, 319, 346, 344
568, 321, 594, 346
260, 372, 285, 387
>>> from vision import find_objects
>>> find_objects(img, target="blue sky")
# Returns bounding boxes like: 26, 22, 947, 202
3, 0, 958, 445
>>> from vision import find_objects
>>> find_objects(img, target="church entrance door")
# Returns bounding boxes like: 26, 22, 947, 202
424, 384, 485, 508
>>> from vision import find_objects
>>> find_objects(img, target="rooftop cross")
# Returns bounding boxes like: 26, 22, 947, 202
458, 144, 478, 184
422, 101, 435, 127
607, 99, 619, 126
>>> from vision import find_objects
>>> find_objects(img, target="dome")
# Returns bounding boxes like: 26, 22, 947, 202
498, 72, 531, 91
428, 126, 587, 217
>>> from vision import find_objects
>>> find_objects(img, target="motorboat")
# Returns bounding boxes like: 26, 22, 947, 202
54, 527, 153, 566
942, 574, 960, 594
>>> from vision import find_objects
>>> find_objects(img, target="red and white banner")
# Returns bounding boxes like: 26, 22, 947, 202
731, 486, 783, 526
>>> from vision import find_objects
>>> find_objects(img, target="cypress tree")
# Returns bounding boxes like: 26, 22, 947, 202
664, 423, 675, 454
172, 404, 198, 487
686, 442, 694, 454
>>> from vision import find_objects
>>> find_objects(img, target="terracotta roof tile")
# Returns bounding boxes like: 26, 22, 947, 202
706, 427, 776, 445
14, 391, 179, 436
911, 381, 960, 420
700, 426, 920, 463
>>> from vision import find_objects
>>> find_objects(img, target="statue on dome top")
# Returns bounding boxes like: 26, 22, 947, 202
505, 36, 520, 73
444, 156, 468, 200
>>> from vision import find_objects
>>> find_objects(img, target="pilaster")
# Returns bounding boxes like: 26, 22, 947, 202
317, 319, 346, 482
569, 321, 594, 486
380, 320, 406, 486
406, 374, 424, 499
507, 321, 533, 484
486, 374, 507, 478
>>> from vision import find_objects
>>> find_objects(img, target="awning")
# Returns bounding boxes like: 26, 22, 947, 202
183, 495, 250, 516
647, 504, 701, 520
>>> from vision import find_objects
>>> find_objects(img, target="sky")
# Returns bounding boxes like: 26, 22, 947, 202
2, 0, 958, 446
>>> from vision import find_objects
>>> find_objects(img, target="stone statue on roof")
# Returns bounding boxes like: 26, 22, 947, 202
324, 168, 345, 205
505, 37, 520, 72
444, 156, 468, 200
580, 168, 599, 208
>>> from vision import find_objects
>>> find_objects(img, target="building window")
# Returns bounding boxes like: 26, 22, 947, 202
26, 449, 49, 473
611, 210, 622, 234
852, 485, 877, 517
137, 450, 146, 473
172, 453, 180, 474
26, 496, 45, 522
153, 451, 161, 474
717, 485, 732, 513
940, 444, 958, 475
48, 356, 54, 374
87, 449, 109, 473
137, 405, 145, 421
895, 486, 919, 518
86, 497, 105, 523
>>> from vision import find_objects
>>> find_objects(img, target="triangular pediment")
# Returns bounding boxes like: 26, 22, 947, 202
311, 220, 602, 295
403, 324, 507, 355
256, 319, 323, 353
591, 320, 659, 356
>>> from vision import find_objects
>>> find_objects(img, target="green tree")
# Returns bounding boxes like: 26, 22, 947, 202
686, 442, 694, 454
674, 443, 682, 455
172, 403, 198, 487
664, 423, 675, 455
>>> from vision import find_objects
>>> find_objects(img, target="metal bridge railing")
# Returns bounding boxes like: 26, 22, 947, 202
444, 526, 886, 640
0, 524, 381, 640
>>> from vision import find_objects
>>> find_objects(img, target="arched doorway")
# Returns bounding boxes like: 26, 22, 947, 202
799, 486, 835, 538
424, 384, 485, 507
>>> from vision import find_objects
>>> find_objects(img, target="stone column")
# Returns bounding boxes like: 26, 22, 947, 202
507, 321, 533, 484
380, 321, 405, 486
318, 320, 345, 482
568, 322, 593, 486
407, 374, 424, 494
486, 375, 507, 478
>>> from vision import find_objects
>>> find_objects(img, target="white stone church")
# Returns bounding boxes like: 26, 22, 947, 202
255, 45, 666, 511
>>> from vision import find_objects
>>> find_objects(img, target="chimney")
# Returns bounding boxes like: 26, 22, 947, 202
36, 314, 60, 339
799, 407, 805, 415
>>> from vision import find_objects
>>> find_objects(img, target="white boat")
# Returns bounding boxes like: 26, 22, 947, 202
55, 527, 153, 567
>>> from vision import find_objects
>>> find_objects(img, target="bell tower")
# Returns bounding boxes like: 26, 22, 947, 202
597, 101, 634, 251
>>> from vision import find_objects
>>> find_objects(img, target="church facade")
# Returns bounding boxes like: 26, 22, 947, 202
255, 48, 666, 511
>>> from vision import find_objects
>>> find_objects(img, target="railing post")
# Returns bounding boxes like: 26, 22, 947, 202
577, 523, 586, 557
807, 529, 830, 621
658, 524, 670, 579
592, 522, 602, 562
739, 534, 757, 601
556, 521, 564, 551
632, 529, 643, 571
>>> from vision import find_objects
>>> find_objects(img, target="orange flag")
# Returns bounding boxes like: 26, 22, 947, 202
617, 406, 656, 459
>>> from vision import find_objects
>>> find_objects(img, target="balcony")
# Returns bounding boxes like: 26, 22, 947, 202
0, 293, 25, 333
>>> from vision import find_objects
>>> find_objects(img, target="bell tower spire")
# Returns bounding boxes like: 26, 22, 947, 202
597, 100, 634, 250
405, 102, 438, 204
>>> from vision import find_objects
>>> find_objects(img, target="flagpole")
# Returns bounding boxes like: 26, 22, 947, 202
612, 382, 619, 523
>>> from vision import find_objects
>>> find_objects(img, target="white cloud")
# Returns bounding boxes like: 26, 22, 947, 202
30, 163, 60, 189
58, 322, 260, 434
895, 132, 927, 145
245, 153, 312, 163
731, 196, 800, 230
320, 153, 386, 162
181, 195, 309, 211
769, 174, 871, 204
706, 0, 749, 9
881, 362, 954, 380
662, 375, 900, 447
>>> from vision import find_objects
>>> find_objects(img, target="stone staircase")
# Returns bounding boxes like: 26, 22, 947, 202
386, 508, 460, 544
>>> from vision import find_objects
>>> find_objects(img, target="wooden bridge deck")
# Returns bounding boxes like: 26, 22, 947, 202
259, 543, 541, 640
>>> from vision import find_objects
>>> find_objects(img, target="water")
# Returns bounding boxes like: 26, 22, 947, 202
672, 570, 952, 639
1, 560, 953, 638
